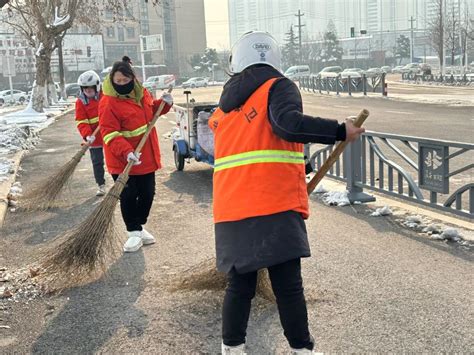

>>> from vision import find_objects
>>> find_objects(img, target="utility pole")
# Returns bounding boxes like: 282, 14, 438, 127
442, 0, 446, 75
295, 9, 305, 64
409, 16, 416, 62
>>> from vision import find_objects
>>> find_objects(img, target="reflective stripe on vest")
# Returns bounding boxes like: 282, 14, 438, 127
214, 149, 304, 172
76, 116, 99, 126
103, 124, 148, 145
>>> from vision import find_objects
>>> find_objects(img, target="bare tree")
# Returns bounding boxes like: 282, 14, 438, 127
445, 2, 460, 66
2, 0, 167, 112
428, 0, 445, 73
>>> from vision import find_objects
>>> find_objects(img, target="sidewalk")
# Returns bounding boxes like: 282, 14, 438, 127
0, 110, 472, 353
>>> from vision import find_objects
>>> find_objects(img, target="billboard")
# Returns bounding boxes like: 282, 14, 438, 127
51, 33, 105, 72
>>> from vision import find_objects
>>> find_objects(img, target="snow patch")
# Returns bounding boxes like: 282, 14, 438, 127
322, 190, 350, 206
51, 7, 70, 28
440, 228, 461, 241
35, 43, 44, 57
0, 159, 13, 182
370, 206, 393, 217
313, 184, 328, 194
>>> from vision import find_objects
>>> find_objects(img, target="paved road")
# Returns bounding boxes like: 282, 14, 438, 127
0, 109, 472, 353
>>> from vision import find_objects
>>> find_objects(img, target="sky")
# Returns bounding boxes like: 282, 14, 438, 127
204, 0, 230, 50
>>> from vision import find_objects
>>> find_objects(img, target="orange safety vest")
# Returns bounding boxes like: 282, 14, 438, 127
209, 78, 309, 223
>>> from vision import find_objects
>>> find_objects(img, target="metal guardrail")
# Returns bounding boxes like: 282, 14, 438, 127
309, 131, 474, 218
401, 72, 474, 85
299, 73, 387, 96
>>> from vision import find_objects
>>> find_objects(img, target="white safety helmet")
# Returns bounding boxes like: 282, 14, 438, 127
77, 70, 101, 92
229, 31, 282, 74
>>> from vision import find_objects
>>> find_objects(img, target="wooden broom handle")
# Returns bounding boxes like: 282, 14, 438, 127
122, 88, 173, 176
306, 109, 369, 194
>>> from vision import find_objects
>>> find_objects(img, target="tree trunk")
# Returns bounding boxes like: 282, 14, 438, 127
47, 70, 58, 106
32, 53, 51, 112
56, 36, 67, 100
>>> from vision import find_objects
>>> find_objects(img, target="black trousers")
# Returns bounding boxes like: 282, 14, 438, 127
112, 172, 155, 232
89, 147, 105, 186
222, 258, 313, 350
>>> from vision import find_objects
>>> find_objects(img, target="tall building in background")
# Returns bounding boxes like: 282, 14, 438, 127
228, 0, 326, 46
229, 0, 474, 45
99, 0, 206, 76
175, 0, 207, 75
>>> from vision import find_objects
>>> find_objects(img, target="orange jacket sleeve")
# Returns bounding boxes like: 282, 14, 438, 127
75, 99, 93, 139
99, 101, 135, 162
152, 98, 172, 116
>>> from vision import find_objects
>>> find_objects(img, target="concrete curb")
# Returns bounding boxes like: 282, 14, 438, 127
0, 150, 25, 227
0, 106, 74, 227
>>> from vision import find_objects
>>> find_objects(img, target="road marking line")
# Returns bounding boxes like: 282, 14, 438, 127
385, 110, 414, 115
333, 105, 349, 108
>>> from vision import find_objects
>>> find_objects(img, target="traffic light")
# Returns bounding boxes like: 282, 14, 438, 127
86, 46, 91, 57
350, 27, 355, 38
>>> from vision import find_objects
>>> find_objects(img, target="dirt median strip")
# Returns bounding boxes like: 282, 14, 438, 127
0, 107, 75, 226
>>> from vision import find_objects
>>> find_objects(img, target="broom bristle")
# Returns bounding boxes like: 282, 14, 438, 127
20, 145, 89, 211
172, 258, 275, 302
40, 178, 126, 287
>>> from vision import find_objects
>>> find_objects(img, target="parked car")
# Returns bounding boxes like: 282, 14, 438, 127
402, 63, 420, 74
316, 66, 343, 78
65, 83, 81, 98
365, 67, 383, 77
340, 70, 362, 79
182, 77, 208, 88
381, 66, 392, 73
0, 89, 27, 105
143, 75, 176, 93
392, 65, 405, 74
343, 68, 364, 74
284, 65, 310, 80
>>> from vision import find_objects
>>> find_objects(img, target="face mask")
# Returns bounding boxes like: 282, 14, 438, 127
113, 80, 135, 95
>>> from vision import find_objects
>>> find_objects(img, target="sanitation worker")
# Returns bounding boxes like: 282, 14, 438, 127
209, 31, 365, 354
75, 70, 105, 196
99, 58, 173, 253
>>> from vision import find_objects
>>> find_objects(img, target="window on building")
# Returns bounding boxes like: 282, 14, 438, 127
118, 27, 125, 42
105, 9, 113, 19
127, 27, 135, 39
107, 27, 115, 38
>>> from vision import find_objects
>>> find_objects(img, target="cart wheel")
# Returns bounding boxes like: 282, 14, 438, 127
174, 147, 185, 171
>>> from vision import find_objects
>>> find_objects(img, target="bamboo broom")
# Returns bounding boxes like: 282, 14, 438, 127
307, 109, 369, 194
20, 125, 101, 211
176, 109, 370, 301
41, 93, 171, 284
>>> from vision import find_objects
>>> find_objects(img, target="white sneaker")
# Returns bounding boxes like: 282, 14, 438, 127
290, 348, 323, 355
123, 231, 143, 252
96, 185, 106, 196
141, 228, 156, 245
222, 342, 246, 355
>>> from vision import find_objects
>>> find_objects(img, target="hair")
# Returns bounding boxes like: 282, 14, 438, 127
110, 59, 135, 81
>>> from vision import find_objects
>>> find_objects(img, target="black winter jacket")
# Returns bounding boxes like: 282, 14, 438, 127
215, 65, 346, 274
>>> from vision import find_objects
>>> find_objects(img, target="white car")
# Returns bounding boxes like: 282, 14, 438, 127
143, 75, 176, 92
182, 77, 208, 89
365, 67, 383, 77
0, 89, 27, 105
316, 66, 343, 78
284, 65, 310, 80
340, 70, 362, 79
